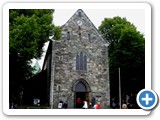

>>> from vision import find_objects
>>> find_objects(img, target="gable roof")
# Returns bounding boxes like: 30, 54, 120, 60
61, 9, 109, 45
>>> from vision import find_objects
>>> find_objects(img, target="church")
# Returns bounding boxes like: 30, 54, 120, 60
23, 9, 110, 109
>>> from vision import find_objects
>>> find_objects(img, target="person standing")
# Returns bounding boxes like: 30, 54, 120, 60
112, 101, 116, 109
10, 103, 16, 109
122, 103, 128, 109
58, 101, 63, 109
91, 97, 96, 108
63, 100, 68, 109
95, 102, 100, 109
82, 101, 88, 109
76, 97, 81, 108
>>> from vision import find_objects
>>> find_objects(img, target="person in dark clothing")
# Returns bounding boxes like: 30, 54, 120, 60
10, 103, 17, 109
127, 99, 135, 109
63, 101, 68, 109
91, 97, 96, 108
112, 101, 116, 109
127, 103, 135, 109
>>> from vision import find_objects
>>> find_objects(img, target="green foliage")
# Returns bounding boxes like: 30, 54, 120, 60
99, 17, 145, 103
53, 26, 62, 40
9, 9, 61, 104
9, 9, 57, 59
99, 17, 131, 43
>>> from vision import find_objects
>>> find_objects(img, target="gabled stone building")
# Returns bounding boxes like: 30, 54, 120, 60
42, 9, 110, 109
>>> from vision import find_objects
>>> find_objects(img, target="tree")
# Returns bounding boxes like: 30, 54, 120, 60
99, 17, 145, 106
9, 9, 61, 105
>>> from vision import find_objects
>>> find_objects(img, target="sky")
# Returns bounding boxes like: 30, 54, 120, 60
33, 9, 145, 69
53, 9, 145, 34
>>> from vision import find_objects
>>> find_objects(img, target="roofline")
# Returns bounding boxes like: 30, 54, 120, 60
80, 9, 107, 44
61, 9, 108, 44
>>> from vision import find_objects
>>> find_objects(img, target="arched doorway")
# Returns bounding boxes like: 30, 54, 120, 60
73, 79, 91, 108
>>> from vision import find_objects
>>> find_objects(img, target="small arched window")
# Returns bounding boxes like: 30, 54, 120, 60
79, 33, 81, 40
78, 12, 81, 17
57, 85, 61, 91
88, 34, 90, 41
67, 32, 70, 40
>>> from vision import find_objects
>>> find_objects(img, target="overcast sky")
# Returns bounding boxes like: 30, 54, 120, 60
53, 9, 145, 35
35, 9, 145, 68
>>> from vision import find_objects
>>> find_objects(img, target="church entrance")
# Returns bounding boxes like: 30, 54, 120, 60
75, 92, 89, 108
73, 79, 91, 108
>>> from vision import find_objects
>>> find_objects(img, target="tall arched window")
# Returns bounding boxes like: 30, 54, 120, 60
76, 52, 87, 71
80, 52, 83, 70
76, 54, 80, 70
84, 55, 87, 70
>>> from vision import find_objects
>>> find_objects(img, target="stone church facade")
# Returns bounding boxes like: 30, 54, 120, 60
43, 9, 110, 109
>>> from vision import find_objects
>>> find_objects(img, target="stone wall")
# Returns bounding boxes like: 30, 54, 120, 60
51, 9, 110, 108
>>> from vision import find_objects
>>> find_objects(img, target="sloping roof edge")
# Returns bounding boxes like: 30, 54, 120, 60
61, 9, 109, 45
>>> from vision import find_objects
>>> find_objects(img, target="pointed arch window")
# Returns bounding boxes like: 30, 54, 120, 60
76, 54, 80, 70
80, 52, 83, 70
76, 52, 87, 71
84, 55, 87, 70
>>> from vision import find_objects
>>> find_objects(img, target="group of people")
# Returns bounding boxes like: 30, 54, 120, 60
122, 102, 136, 109
58, 97, 101, 109
111, 101, 136, 109
9, 102, 17, 109
111, 94, 138, 109
77, 97, 101, 109
58, 100, 68, 109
